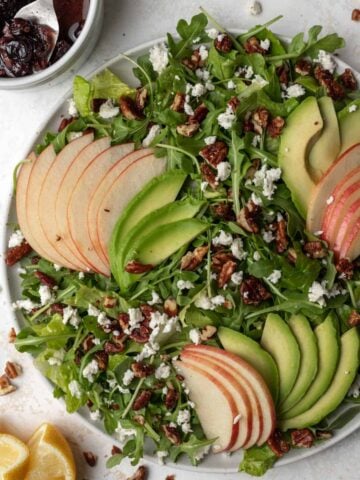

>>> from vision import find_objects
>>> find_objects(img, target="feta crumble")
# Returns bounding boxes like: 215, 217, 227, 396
177, 409, 192, 433
211, 295, 225, 306
247, 0, 262, 15
142, 125, 161, 147
68, 98, 78, 117
149, 42, 169, 73
67, 131, 83, 142
216, 161, 231, 181
200, 181, 208, 192
266, 270, 282, 284
191, 83, 207, 97
195, 294, 215, 310
349, 104, 358, 113
78, 272, 85, 279
122, 369, 135, 386
115, 425, 137, 447
148, 291, 161, 306
98, 99, 119, 119
251, 134, 261, 147
83, 359, 99, 382
207, 28, 218, 39
212, 230, 233, 247
198, 45, 208, 61
125, 308, 144, 334
204, 135, 216, 145
53, 263, 62, 271
253, 165, 282, 200
326, 195, 334, 205
251, 192, 263, 206
68, 380, 82, 399
62, 306, 81, 328
189, 328, 201, 344
260, 39, 270, 51
155, 363, 171, 379
316, 49, 336, 74
231, 271, 243, 285
283, 84, 306, 98
253, 251, 261, 261
227, 80, 236, 90
308, 281, 327, 307
218, 105, 236, 130
348, 374, 360, 398
12, 298, 38, 312
236, 65, 254, 79
231, 238, 247, 261
39, 285, 53, 306
48, 349, 65, 366
177, 279, 195, 291
157, 450, 169, 465
262, 230, 275, 243
8, 230, 24, 248
89, 409, 101, 421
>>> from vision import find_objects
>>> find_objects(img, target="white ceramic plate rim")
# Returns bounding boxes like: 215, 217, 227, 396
2, 31, 360, 474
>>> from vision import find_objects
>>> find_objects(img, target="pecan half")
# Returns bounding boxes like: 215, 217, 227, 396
58, 117, 74, 132
4, 361, 22, 379
127, 466, 148, 480
200, 141, 228, 167
118, 312, 130, 330
176, 122, 200, 137
274, 218, 289, 253
287, 248, 298, 265
348, 310, 360, 327
139, 304, 155, 322
5, 241, 32, 266
200, 162, 218, 189
228, 96, 240, 112
131, 362, 155, 378
162, 424, 181, 445
111, 445, 122, 455
200, 325, 217, 341
125, 260, 153, 274
95, 351, 108, 371
119, 96, 143, 120
166, 476, 175, 480
314, 66, 345, 100
105, 340, 125, 354
0, 375, 16, 396
130, 325, 151, 344
352, 8, 360, 21
164, 298, 179, 317
83, 451, 97, 467
240, 276, 271, 305
181, 245, 209, 271
212, 251, 236, 272
171, 92, 185, 112
276, 65, 288, 85
267, 116, 285, 138
211, 203, 235, 221
316, 430, 333, 440
295, 59, 312, 76
267, 430, 290, 457
218, 260, 237, 289
339, 68, 358, 90
303, 241, 327, 259
237, 201, 262, 234
245, 158, 261, 180
8, 328, 17, 343
34, 270, 57, 288
214, 34, 233, 53
244, 36, 265, 54
251, 107, 269, 134
103, 296, 117, 308
133, 390, 152, 410
182, 48, 205, 70
82, 334, 95, 353
49, 303, 64, 315
165, 388, 179, 410
336, 258, 354, 279
135, 87, 148, 112
291, 428, 314, 448
189, 103, 209, 124
133, 414, 145, 425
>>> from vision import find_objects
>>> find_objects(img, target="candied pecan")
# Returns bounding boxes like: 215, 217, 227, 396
211, 202, 235, 221
82, 335, 95, 352
276, 65, 288, 85
118, 312, 130, 330
237, 201, 262, 234
111, 445, 122, 455
176, 122, 200, 137
348, 310, 360, 327
267, 116, 285, 138
267, 430, 290, 457
165, 388, 179, 410
135, 87, 148, 112
274, 218, 289, 253
339, 68, 357, 90
214, 34, 233, 53
240, 276, 271, 305
0, 375, 16, 396
103, 296, 117, 308
4, 361, 22, 379
8, 328, 17, 343
94, 351, 108, 371
176, 374, 185, 382
133, 414, 145, 425
133, 389, 152, 410
166, 476, 175, 480
228, 96, 240, 112
49, 303, 64, 315
189, 103, 209, 124
5, 241, 32, 266
295, 59, 312, 76
200, 141, 228, 167
162, 424, 181, 445
303, 241, 327, 259
200, 162, 219, 189
336, 258, 354, 279
314, 66, 345, 100
244, 36, 265, 54
34, 270, 56, 288
119, 96, 143, 120
125, 260, 153, 274
352, 8, 360, 21
181, 245, 209, 270
92, 98, 107, 112
105, 340, 125, 354
139, 304, 155, 322
130, 325, 151, 344
111, 403, 120, 410
83, 451, 97, 467
251, 107, 269, 134
287, 248, 298, 264
218, 260, 237, 288
171, 92, 185, 112
164, 298, 179, 317
200, 325, 217, 341
212, 251, 236, 272
291, 428, 314, 448
127, 466, 148, 480
58, 117, 74, 132
245, 158, 261, 180
131, 362, 155, 378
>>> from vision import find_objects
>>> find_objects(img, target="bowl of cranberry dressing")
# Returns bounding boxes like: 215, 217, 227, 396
0, 0, 103, 89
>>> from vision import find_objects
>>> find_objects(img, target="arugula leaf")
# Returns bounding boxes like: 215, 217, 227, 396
208, 45, 238, 80
239, 444, 278, 476
170, 13, 208, 59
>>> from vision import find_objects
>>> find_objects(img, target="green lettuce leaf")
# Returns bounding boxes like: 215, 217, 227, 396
239, 445, 277, 477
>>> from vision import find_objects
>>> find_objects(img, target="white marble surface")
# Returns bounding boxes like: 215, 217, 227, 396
1, 0, 360, 478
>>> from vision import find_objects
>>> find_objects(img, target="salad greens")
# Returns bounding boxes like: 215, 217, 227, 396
10, 10, 360, 477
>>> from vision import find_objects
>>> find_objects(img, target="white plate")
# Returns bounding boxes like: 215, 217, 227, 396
2, 34, 360, 474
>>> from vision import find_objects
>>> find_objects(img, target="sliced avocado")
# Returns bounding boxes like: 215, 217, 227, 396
280, 327, 359, 430
118, 198, 205, 289
339, 104, 360, 154
218, 326, 279, 403
280, 313, 339, 420
278, 96, 323, 217
308, 96, 340, 182
260, 314, 301, 404
109, 171, 187, 285
279, 315, 318, 414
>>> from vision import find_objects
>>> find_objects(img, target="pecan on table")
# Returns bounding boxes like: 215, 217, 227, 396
83, 451, 97, 467
352, 8, 360, 21
0, 374, 16, 396
267, 430, 290, 457
111, 445, 122, 455
8, 328, 17, 343
4, 361, 22, 379
127, 465, 148, 480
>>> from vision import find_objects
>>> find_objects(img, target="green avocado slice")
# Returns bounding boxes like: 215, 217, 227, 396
218, 326, 279, 403
261, 313, 301, 404
279, 315, 318, 414
280, 313, 339, 420
279, 327, 359, 430
338, 104, 360, 154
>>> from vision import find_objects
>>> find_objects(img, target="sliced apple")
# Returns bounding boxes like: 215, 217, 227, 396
96, 153, 167, 262
184, 344, 275, 446
174, 359, 240, 452
87, 148, 152, 266
38, 134, 94, 271
55, 137, 111, 272
67, 143, 134, 275
307, 143, 360, 235
338, 213, 360, 260
182, 351, 258, 449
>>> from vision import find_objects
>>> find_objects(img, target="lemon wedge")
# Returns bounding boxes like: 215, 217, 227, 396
25, 423, 76, 480
0, 433, 30, 480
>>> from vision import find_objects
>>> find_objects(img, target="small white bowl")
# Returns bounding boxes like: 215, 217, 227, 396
0, 0, 104, 90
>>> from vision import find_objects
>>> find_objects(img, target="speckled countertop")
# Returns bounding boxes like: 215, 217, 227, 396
1, 1, 360, 478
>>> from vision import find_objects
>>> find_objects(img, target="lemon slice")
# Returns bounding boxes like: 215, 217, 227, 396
25, 424, 76, 480
0, 433, 30, 480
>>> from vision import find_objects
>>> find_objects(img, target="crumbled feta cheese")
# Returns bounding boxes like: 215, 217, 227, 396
184, 94, 194, 115
148, 291, 161, 306
122, 369, 135, 386
12, 298, 38, 312
198, 45, 208, 61
326, 195, 334, 205
48, 349, 65, 366
191, 83, 207, 97
253, 251, 261, 261
62, 306, 81, 328
8, 230, 24, 248
98, 99, 119, 119
155, 363, 171, 379
227, 80, 236, 90
53, 263, 62, 271
212, 230, 233, 247
67, 131, 83, 142
262, 230, 275, 243
93, 338, 101, 345
207, 28, 218, 39
260, 39, 270, 51
314, 230, 323, 236
348, 374, 360, 398
204, 135, 216, 145
194, 445, 211, 461
17, 267, 26, 275
218, 106, 236, 130
251, 134, 261, 147
115, 425, 137, 447
68, 98, 78, 117
253, 165, 282, 200
217, 33, 225, 42
83, 359, 99, 382
162, 386, 168, 395
78, 272, 85, 279
192, 36, 201, 44
68, 380, 82, 399
236, 65, 254, 79
88, 304, 101, 317
231, 238, 247, 261
308, 281, 327, 307
125, 308, 143, 334
142, 125, 161, 147
283, 84, 306, 98
266, 270, 282, 284
177, 279, 194, 291
211, 295, 225, 306
316, 49, 336, 74
252, 75, 268, 88
39, 285, 53, 306
149, 42, 169, 73
189, 328, 201, 344
231, 271, 243, 285
250, 192, 263, 206
195, 68, 210, 81
247, 0, 262, 15
97, 312, 111, 328
216, 161, 231, 181
201, 181, 208, 192
89, 409, 101, 421
177, 409, 192, 433
349, 104, 358, 113
195, 294, 215, 310
157, 450, 169, 465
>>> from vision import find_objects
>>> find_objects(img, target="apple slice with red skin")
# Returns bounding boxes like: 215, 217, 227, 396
87, 148, 152, 266
339, 215, 360, 260
333, 197, 360, 258
184, 344, 276, 446
38, 134, 94, 271
174, 359, 241, 452
181, 351, 257, 450
55, 137, 111, 273
307, 143, 360, 235
96, 153, 167, 262
67, 143, 134, 276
